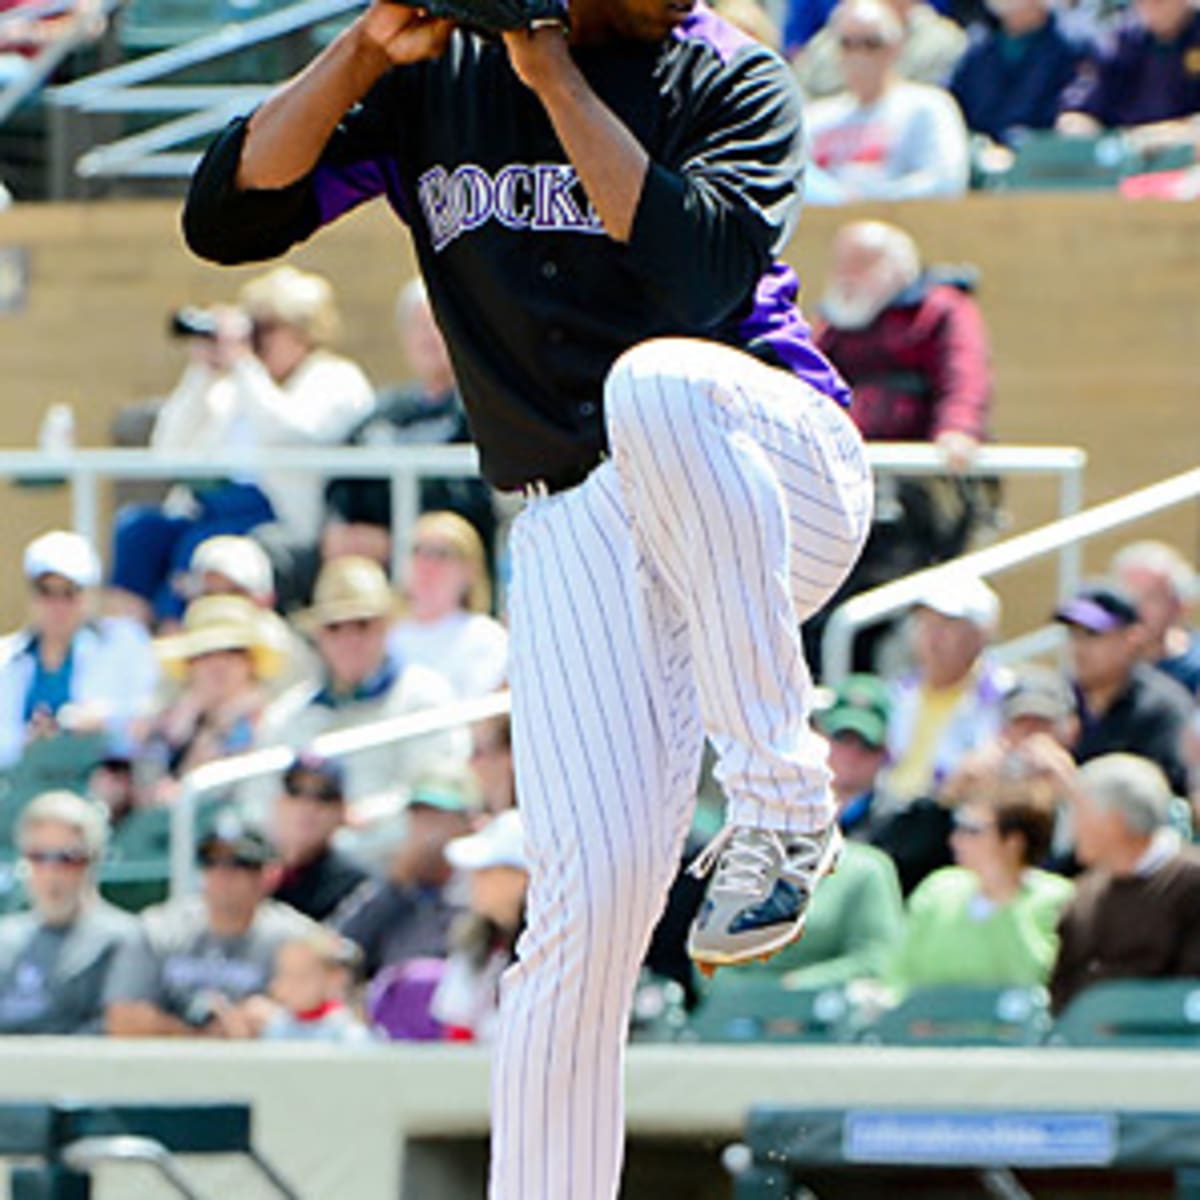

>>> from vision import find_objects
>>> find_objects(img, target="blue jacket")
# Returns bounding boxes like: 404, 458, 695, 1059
950, 16, 1086, 144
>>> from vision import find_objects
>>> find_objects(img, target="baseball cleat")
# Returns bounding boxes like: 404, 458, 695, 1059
686, 823, 843, 969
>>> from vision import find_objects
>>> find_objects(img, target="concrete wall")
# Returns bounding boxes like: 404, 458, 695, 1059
0, 1039, 1197, 1199
0, 194, 1197, 633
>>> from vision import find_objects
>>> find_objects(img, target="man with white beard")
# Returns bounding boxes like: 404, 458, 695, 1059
815, 219, 991, 474
805, 219, 996, 667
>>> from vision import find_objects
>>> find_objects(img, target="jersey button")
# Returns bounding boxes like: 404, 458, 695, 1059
540, 260, 559, 280
578, 401, 597, 418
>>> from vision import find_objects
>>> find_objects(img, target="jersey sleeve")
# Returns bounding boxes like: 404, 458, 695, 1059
182, 71, 410, 266
625, 48, 806, 328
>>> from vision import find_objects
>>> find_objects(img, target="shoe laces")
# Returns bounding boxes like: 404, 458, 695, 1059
688, 826, 782, 897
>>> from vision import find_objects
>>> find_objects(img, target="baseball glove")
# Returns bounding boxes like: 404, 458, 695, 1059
388, 0, 567, 34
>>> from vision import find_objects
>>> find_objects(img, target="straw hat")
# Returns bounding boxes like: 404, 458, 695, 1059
296, 556, 397, 632
155, 594, 284, 681
237, 266, 341, 346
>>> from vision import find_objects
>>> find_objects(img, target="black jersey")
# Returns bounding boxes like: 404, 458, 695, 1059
184, 4, 851, 491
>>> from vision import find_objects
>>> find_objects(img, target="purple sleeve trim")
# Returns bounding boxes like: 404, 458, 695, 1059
311, 155, 410, 227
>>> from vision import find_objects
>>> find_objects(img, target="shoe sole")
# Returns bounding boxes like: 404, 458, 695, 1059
689, 828, 844, 977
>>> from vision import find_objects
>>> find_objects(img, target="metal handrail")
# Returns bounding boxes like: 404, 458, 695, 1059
820, 465, 1200, 686
170, 690, 513, 897
42, 0, 356, 187
0, 443, 484, 577
50, 0, 357, 101
0, 0, 122, 126
0, 438, 1085, 568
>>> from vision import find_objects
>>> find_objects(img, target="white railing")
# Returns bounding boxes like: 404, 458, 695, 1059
0, 440, 1086, 582
821, 465, 1200, 686
170, 689, 513, 897
0, 443, 482, 580
43, 0, 357, 191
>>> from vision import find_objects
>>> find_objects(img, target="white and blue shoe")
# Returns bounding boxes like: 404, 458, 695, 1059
686, 823, 843, 976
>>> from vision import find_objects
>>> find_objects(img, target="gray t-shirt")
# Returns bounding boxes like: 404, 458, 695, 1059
0, 900, 138, 1035
103, 897, 313, 1022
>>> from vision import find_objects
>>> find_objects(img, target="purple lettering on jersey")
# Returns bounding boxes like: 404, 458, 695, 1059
533, 164, 601, 232
495, 165, 535, 230
418, 165, 461, 252
671, 0, 759, 64
417, 162, 605, 250
741, 263, 853, 408
457, 164, 496, 234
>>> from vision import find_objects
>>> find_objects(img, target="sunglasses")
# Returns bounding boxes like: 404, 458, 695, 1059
25, 847, 91, 867
320, 617, 380, 636
284, 783, 342, 803
411, 542, 461, 562
201, 856, 263, 872
31, 579, 83, 601
839, 34, 888, 51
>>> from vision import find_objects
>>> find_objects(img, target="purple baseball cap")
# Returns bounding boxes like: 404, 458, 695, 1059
1053, 583, 1140, 634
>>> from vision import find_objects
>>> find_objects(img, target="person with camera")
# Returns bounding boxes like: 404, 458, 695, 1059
110, 265, 374, 627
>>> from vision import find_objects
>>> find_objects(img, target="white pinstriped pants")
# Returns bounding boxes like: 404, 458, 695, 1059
490, 338, 873, 1200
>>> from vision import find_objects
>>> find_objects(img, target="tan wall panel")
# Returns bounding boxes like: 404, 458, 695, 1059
1, 195, 1197, 637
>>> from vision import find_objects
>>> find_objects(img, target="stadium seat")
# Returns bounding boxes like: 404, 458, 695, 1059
980, 131, 1196, 192
1049, 980, 1200, 1047
686, 982, 855, 1044
861, 985, 1051, 1046
0, 734, 107, 850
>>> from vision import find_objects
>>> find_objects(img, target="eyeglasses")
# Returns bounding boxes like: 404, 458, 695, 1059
24, 847, 91, 867
839, 34, 888, 51
411, 542, 461, 563
31, 579, 83, 601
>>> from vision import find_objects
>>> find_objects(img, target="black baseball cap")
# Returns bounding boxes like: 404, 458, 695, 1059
197, 813, 274, 868
282, 752, 345, 802
1053, 583, 1140, 634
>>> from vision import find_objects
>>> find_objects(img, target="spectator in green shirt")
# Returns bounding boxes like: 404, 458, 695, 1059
889, 741, 1074, 991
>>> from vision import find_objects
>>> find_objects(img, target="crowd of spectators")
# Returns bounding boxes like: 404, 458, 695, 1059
0, 0, 1198, 1048
733, 0, 1200, 200
0, 209, 1197, 1046
0, 505, 1196, 1042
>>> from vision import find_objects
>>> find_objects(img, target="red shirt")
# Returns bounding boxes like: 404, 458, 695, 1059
816, 280, 992, 443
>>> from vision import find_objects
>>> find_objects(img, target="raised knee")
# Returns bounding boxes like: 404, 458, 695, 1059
604, 338, 703, 448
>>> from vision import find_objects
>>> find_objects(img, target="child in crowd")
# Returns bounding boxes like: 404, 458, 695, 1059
260, 930, 373, 1044
430, 809, 528, 1043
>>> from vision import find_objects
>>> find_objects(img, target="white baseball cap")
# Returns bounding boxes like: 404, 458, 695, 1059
23, 531, 100, 588
445, 809, 527, 873
912, 572, 1000, 633
189, 535, 274, 600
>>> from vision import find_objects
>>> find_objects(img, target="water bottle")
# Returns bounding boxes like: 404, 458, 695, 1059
38, 402, 76, 454
29, 402, 75, 489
